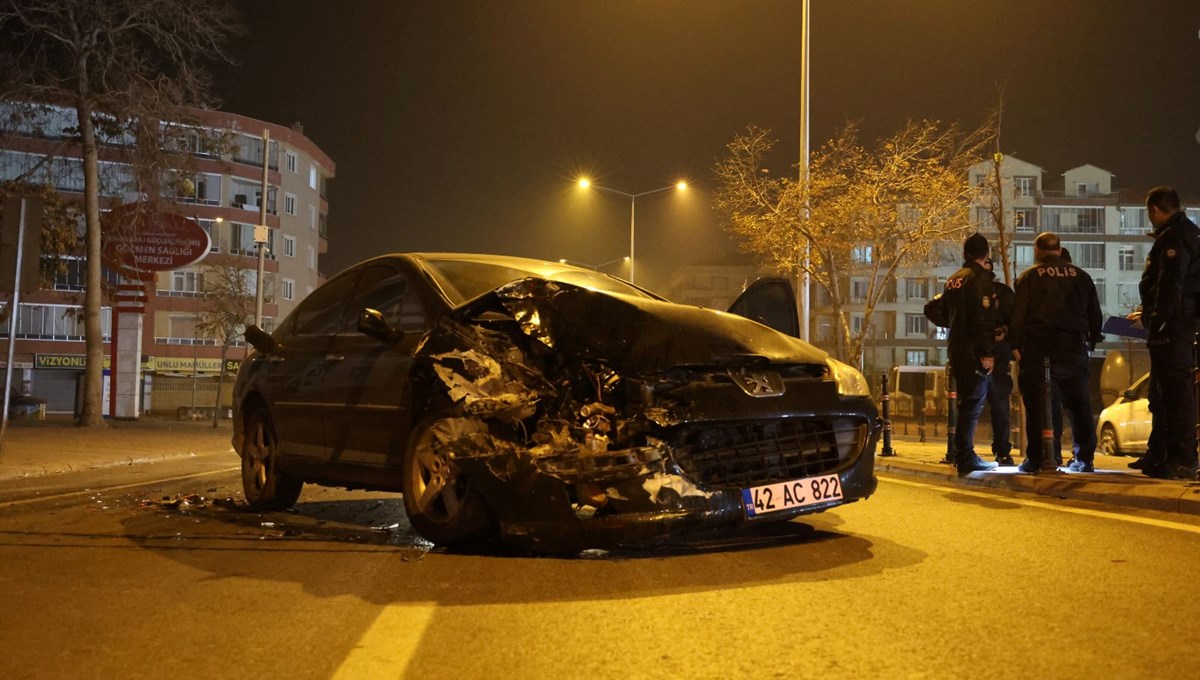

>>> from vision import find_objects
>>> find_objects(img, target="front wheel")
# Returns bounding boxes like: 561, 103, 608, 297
241, 407, 303, 511
1097, 423, 1120, 457
402, 416, 497, 547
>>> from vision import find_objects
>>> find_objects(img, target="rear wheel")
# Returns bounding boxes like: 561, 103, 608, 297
241, 407, 303, 511
402, 416, 497, 547
1098, 423, 1120, 457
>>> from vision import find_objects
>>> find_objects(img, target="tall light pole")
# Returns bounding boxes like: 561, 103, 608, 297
576, 179, 686, 285
799, 0, 811, 342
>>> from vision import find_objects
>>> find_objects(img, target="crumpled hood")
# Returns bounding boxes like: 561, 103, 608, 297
451, 278, 829, 373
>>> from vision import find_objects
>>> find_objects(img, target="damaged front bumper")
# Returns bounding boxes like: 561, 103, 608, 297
442, 409, 880, 552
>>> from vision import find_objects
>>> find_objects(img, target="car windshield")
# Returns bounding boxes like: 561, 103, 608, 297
420, 257, 660, 307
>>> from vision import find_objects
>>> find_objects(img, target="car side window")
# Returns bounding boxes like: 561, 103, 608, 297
345, 264, 428, 333
291, 271, 360, 337
1133, 377, 1150, 401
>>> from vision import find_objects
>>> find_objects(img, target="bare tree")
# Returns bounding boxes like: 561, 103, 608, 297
982, 94, 1013, 285
194, 260, 253, 428
0, 0, 238, 426
714, 120, 992, 366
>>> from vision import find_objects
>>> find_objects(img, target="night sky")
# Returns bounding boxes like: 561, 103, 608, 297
215, 0, 1200, 292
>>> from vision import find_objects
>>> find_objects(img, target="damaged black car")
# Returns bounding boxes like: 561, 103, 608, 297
232, 254, 880, 551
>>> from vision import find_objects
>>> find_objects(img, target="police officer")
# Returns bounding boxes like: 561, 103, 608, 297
1129, 186, 1200, 480
943, 232, 999, 475
984, 258, 1016, 466
1009, 232, 1103, 473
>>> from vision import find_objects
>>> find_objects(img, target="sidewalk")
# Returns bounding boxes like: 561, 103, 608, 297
0, 415, 235, 481
878, 433, 1200, 516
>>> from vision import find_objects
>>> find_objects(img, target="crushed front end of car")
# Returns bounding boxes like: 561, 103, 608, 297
412, 278, 880, 551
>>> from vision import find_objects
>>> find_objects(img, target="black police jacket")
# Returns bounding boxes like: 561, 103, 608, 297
943, 260, 996, 362
1140, 211, 1200, 342
1010, 254, 1103, 355
992, 279, 1015, 367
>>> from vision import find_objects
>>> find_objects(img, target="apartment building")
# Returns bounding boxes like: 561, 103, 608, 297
670, 155, 1196, 376
0, 105, 334, 415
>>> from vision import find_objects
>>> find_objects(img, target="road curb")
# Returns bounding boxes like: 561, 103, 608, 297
0, 448, 235, 482
877, 457, 1200, 517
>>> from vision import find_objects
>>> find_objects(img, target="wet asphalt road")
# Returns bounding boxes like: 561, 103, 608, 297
1, 456, 1199, 679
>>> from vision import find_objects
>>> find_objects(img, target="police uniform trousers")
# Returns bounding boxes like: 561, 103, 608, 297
1017, 348, 1095, 466
1146, 334, 1198, 469
985, 359, 1013, 458
951, 359, 990, 460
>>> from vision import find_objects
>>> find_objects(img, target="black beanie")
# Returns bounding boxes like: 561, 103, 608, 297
963, 232, 989, 260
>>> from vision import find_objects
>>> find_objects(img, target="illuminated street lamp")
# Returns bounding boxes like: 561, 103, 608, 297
576, 178, 687, 285
557, 256, 629, 272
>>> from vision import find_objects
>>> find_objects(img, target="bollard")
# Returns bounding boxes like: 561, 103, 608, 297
944, 363, 957, 464
1194, 332, 1200, 449
880, 372, 896, 457
1040, 356, 1058, 471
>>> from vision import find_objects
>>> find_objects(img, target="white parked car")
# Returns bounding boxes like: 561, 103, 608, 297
1096, 373, 1151, 456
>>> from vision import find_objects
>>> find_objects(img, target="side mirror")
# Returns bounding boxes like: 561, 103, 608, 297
243, 325, 275, 354
1123, 389, 1137, 401
357, 308, 400, 343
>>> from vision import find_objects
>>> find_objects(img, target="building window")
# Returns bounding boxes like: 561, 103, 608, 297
1014, 176, 1036, 197
851, 246, 873, 264
282, 278, 295, 301
170, 270, 204, 296
1014, 208, 1037, 232
1015, 245, 1034, 268
1117, 282, 1140, 310
0, 303, 111, 341
905, 278, 928, 300
284, 192, 297, 216
285, 150, 297, 173
1042, 207, 1104, 234
309, 164, 317, 190
906, 350, 928, 366
307, 245, 316, 270
1121, 207, 1149, 235
198, 219, 220, 253
850, 315, 863, 334
973, 206, 996, 229
850, 278, 868, 302
1093, 277, 1106, 304
1118, 245, 1137, 271
283, 235, 296, 258
309, 204, 317, 230
1064, 242, 1104, 269
905, 314, 928, 336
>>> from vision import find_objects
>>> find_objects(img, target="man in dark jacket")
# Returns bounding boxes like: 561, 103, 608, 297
943, 232, 999, 475
1010, 232, 1103, 473
1130, 186, 1200, 480
985, 258, 1016, 466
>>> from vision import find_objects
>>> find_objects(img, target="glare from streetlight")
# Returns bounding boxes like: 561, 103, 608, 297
676, 181, 688, 191
578, 178, 591, 189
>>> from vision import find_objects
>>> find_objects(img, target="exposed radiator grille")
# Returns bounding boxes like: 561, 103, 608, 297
672, 418, 867, 488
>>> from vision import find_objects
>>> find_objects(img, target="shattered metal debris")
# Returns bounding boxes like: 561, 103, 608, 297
140, 493, 208, 510
642, 472, 714, 504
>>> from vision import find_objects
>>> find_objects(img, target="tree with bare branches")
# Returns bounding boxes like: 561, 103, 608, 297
195, 260, 253, 428
714, 120, 993, 366
0, 0, 239, 425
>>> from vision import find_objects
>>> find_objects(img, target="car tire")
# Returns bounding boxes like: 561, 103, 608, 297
1098, 423, 1120, 457
402, 416, 497, 547
241, 406, 303, 511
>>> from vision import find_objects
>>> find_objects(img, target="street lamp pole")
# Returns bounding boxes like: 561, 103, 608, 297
577, 179, 686, 285
799, 0, 811, 342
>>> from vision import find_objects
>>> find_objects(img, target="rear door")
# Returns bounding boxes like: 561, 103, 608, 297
727, 277, 800, 338
266, 269, 361, 459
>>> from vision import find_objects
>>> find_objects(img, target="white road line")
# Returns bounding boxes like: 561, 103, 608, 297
332, 604, 437, 679
0, 467, 240, 510
881, 476, 1200, 534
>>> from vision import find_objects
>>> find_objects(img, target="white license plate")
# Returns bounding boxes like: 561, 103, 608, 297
742, 474, 843, 517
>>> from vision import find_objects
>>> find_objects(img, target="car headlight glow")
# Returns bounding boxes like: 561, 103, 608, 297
827, 358, 871, 397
